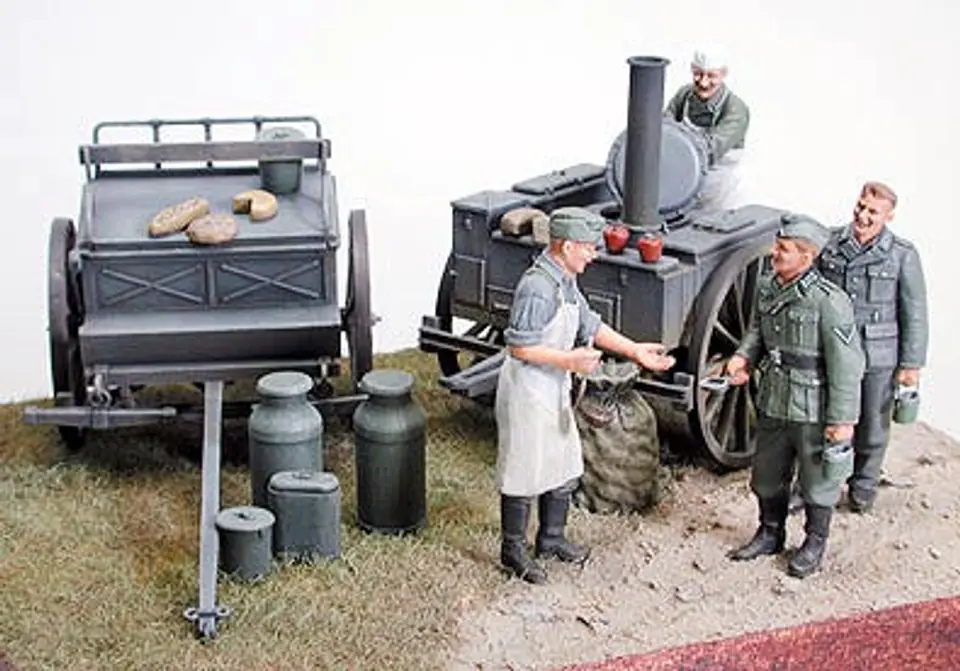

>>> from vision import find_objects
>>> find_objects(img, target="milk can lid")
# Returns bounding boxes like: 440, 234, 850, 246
256, 371, 314, 399
359, 369, 415, 397
269, 470, 340, 494
215, 505, 276, 532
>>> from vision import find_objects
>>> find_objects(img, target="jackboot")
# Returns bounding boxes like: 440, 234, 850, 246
500, 495, 547, 584
788, 504, 833, 578
534, 485, 589, 563
727, 494, 788, 561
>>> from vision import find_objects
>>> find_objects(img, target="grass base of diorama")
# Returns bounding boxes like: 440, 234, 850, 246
1, 349, 688, 669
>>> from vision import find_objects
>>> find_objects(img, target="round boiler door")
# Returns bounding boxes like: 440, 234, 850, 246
604, 118, 709, 219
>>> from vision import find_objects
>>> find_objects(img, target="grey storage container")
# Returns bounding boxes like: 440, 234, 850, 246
267, 470, 342, 562
258, 126, 306, 194
248, 370, 324, 507
216, 506, 275, 582
352, 369, 428, 535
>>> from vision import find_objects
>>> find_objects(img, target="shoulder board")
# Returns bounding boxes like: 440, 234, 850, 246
726, 89, 748, 112
522, 264, 559, 287
891, 234, 917, 252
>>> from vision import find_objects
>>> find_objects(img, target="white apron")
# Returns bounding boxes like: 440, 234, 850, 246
495, 281, 584, 497
681, 93, 746, 214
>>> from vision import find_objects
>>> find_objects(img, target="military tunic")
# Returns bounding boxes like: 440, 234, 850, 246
817, 225, 929, 500
736, 267, 865, 507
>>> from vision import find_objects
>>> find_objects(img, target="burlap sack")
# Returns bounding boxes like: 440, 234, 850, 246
186, 213, 239, 245
148, 197, 210, 237
573, 360, 663, 514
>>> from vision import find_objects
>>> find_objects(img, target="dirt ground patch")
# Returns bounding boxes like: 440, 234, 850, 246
446, 421, 960, 670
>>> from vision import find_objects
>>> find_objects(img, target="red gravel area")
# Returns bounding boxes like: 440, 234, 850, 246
558, 595, 960, 670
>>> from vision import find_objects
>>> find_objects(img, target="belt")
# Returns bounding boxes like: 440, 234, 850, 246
766, 348, 825, 373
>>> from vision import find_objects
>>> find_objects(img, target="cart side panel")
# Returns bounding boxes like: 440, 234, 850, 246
83, 249, 332, 313
77, 244, 341, 367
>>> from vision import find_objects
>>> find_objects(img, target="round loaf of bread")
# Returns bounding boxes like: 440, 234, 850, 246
186, 212, 239, 245
148, 197, 210, 237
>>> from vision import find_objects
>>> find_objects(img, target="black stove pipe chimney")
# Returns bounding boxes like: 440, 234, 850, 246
622, 56, 669, 232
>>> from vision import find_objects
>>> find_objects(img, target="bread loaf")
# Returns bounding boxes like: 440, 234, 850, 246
148, 197, 210, 237
186, 212, 239, 245
232, 189, 278, 222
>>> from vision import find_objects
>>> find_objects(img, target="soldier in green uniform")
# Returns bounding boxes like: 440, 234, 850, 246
664, 47, 750, 214
817, 181, 929, 512
724, 213, 865, 578
495, 207, 676, 584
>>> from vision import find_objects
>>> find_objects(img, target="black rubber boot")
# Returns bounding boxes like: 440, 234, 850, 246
788, 504, 833, 578
500, 495, 547, 584
847, 486, 876, 514
534, 485, 589, 563
728, 494, 788, 561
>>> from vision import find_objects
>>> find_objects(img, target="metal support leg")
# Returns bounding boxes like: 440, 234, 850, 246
183, 381, 232, 639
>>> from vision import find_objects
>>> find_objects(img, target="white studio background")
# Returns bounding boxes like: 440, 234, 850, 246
1, 0, 957, 438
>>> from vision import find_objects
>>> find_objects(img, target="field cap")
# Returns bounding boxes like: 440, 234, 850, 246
778, 213, 830, 252
549, 207, 604, 246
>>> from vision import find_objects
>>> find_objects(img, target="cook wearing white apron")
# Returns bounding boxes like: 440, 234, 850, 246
492, 206, 678, 584
494, 206, 605, 584
666, 47, 751, 215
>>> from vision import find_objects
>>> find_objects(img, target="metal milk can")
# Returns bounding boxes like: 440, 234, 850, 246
267, 470, 342, 562
352, 369, 427, 535
248, 371, 323, 508
215, 506, 276, 582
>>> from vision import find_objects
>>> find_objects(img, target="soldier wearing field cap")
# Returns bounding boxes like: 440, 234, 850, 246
724, 213, 865, 578
495, 206, 676, 584
664, 47, 750, 214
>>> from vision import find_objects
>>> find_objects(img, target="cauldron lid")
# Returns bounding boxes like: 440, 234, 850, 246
605, 117, 708, 219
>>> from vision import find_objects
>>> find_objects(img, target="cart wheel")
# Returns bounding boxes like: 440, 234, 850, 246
433, 253, 503, 378
343, 209, 374, 394
685, 242, 768, 472
48, 217, 87, 451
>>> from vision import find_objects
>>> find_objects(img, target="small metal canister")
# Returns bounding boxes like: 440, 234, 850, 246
248, 371, 324, 508
822, 439, 854, 483
257, 126, 305, 195
216, 506, 276, 582
352, 369, 428, 535
267, 470, 342, 562
893, 384, 920, 424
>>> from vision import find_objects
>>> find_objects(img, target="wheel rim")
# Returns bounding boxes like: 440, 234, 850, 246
47, 218, 86, 449
687, 243, 768, 470
433, 254, 503, 377
344, 210, 373, 394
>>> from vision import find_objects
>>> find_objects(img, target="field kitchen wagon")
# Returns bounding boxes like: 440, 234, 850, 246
21, 115, 375, 638
419, 55, 788, 472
